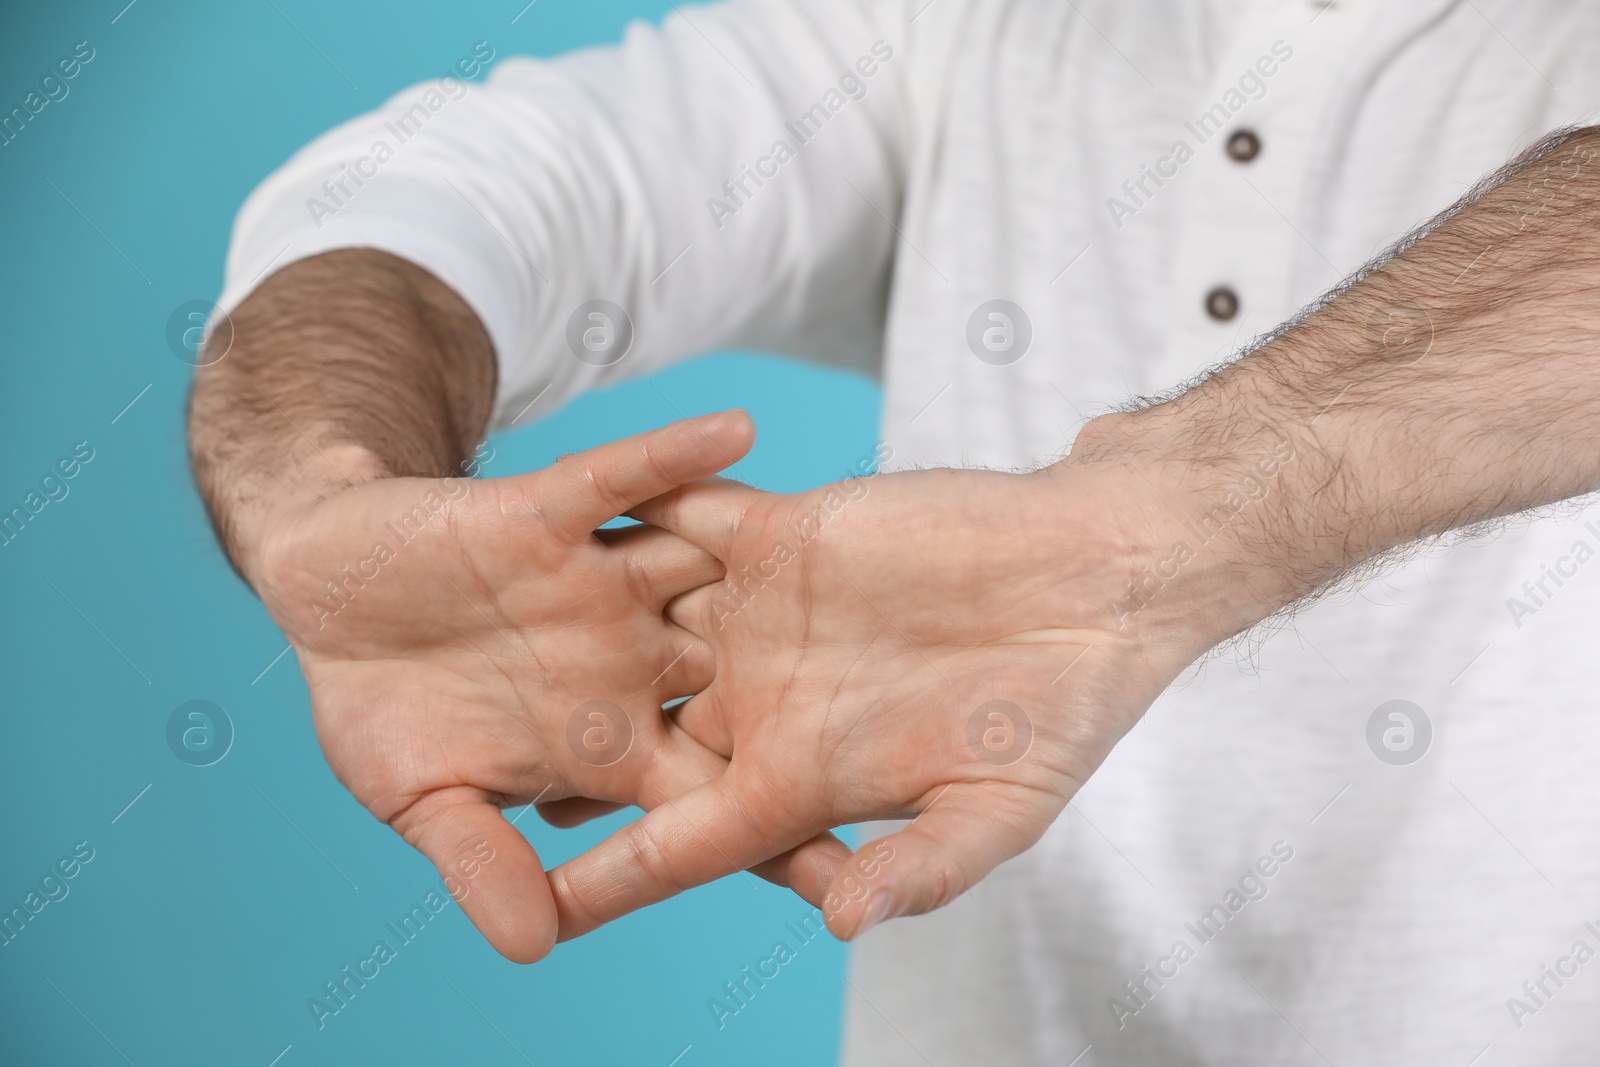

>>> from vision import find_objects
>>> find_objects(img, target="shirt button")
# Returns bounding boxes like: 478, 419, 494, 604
1226, 129, 1261, 162
1205, 286, 1240, 321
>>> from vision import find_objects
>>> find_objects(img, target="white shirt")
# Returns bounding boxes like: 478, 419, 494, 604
219, 1, 1600, 1062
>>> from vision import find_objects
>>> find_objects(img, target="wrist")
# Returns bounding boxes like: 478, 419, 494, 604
206, 441, 389, 591
186, 249, 496, 589
1054, 405, 1317, 649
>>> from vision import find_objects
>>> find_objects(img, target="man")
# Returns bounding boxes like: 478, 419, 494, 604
190, 0, 1600, 1062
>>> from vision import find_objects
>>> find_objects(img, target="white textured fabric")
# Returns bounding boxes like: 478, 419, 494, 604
219, 2, 1600, 1063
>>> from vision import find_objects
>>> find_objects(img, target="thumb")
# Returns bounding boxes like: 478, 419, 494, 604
390, 785, 557, 963
824, 783, 1053, 941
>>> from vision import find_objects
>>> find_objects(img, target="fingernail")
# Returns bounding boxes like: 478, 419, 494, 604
855, 892, 897, 937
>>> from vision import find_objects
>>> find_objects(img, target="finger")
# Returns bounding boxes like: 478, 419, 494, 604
662, 691, 732, 757
599, 524, 727, 606
628, 476, 767, 558
638, 729, 851, 906
532, 412, 755, 540
758, 831, 852, 909
548, 769, 815, 942
537, 797, 628, 828
821, 783, 1050, 941
663, 583, 717, 636
652, 632, 716, 698
537, 771, 845, 903
389, 785, 557, 963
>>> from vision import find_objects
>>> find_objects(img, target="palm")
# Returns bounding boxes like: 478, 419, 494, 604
249, 415, 848, 960
553, 465, 1197, 939
272, 476, 700, 821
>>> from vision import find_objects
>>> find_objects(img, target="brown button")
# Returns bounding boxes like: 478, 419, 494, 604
1205, 286, 1239, 321
1226, 129, 1261, 163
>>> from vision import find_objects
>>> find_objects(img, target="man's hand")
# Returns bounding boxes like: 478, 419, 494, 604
250, 414, 848, 961
546, 456, 1242, 942
549, 125, 1600, 944
186, 251, 849, 961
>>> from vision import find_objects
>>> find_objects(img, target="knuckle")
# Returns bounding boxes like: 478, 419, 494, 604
491, 472, 540, 527
388, 794, 491, 867
584, 460, 631, 518
388, 802, 439, 855
552, 867, 610, 932
617, 818, 691, 894
923, 863, 964, 913
581, 463, 612, 507
720, 772, 787, 859
640, 436, 685, 490
619, 549, 658, 605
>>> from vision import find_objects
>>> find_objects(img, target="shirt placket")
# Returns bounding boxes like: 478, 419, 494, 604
1154, 0, 1383, 390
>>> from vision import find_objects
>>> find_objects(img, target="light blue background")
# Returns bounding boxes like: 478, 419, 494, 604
0, 2, 879, 1064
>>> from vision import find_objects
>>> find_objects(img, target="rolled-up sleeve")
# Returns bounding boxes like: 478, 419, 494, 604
217, 0, 913, 427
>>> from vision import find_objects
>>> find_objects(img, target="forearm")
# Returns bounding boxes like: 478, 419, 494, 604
187, 248, 495, 584
1085, 125, 1600, 637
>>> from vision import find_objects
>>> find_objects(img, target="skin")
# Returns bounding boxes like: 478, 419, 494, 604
543, 457, 1232, 941
539, 463, 1181, 939
544, 126, 1600, 941
196, 124, 1600, 953
189, 252, 847, 963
